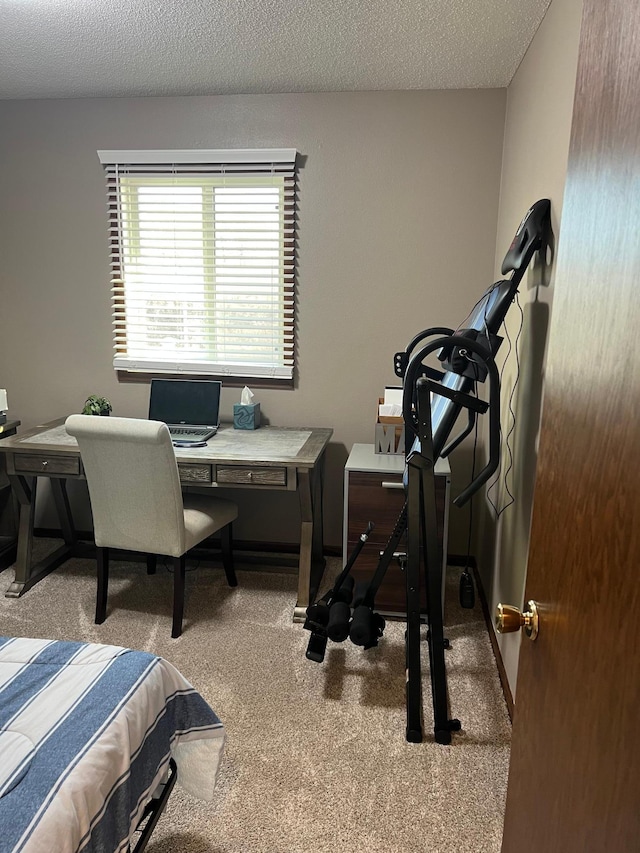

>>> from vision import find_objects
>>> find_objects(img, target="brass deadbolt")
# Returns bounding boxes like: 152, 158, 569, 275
495, 600, 539, 641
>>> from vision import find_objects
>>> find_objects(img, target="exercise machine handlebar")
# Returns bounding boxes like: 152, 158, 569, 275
402, 334, 501, 508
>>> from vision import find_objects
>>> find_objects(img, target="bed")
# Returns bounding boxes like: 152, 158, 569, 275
0, 636, 225, 853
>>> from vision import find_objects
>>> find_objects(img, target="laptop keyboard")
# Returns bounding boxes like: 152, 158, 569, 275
171, 427, 210, 437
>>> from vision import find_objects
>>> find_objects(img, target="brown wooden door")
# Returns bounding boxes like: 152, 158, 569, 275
501, 1, 640, 850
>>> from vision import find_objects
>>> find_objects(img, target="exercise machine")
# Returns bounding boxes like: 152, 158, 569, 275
304, 199, 551, 743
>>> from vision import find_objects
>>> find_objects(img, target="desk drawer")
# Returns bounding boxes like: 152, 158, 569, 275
216, 466, 287, 486
14, 454, 80, 476
178, 463, 213, 484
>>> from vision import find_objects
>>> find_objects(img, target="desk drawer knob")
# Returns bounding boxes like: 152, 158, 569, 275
41, 460, 48, 469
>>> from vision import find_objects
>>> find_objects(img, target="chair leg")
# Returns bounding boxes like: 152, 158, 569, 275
146, 554, 157, 575
96, 547, 109, 624
172, 555, 186, 638
221, 523, 237, 587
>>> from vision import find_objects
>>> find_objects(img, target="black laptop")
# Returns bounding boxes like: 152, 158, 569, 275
148, 379, 221, 444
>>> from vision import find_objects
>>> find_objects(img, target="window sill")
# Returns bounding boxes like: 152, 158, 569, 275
116, 370, 294, 391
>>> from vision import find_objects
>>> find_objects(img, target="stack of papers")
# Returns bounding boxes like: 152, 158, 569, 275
378, 387, 403, 418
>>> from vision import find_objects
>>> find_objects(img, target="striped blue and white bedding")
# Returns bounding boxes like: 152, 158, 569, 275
0, 636, 225, 853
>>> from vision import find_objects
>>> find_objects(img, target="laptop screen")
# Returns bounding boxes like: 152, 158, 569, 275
149, 379, 221, 426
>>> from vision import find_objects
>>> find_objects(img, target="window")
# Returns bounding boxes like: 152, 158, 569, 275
97, 149, 297, 381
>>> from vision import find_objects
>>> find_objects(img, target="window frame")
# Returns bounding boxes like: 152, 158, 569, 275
98, 149, 297, 388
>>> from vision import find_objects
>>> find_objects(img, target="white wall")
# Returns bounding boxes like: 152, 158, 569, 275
477, 0, 584, 697
0, 90, 506, 550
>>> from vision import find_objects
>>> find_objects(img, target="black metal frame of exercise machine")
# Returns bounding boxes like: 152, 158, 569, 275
303, 199, 551, 744
303, 338, 501, 743
401, 335, 501, 742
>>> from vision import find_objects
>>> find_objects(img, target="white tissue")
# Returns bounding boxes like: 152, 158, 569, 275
0, 389, 7, 412
240, 386, 255, 405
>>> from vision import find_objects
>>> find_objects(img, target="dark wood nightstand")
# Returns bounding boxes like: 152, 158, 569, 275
343, 443, 450, 616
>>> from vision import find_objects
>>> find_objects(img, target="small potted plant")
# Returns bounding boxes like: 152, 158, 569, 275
82, 395, 113, 416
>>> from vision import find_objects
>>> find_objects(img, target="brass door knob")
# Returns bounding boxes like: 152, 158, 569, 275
495, 600, 539, 641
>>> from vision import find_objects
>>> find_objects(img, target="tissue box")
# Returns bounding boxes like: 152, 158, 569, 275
375, 398, 405, 454
233, 402, 261, 430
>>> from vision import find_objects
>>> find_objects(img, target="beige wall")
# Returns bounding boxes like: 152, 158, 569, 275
477, 0, 584, 696
0, 90, 505, 548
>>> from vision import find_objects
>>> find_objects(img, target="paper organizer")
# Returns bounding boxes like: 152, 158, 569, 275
374, 397, 405, 454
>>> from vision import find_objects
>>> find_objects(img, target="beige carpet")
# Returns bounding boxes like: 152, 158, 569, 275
0, 543, 511, 853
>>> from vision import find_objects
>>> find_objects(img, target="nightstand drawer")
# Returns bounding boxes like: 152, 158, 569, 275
347, 472, 406, 543
345, 547, 410, 612
14, 454, 80, 476
344, 446, 450, 615
216, 466, 287, 486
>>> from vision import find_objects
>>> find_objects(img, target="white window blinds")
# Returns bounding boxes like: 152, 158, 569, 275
97, 149, 297, 380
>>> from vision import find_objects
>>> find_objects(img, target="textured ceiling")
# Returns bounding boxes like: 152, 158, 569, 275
0, 0, 553, 100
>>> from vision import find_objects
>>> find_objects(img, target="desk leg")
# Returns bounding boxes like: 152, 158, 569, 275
0, 459, 19, 571
294, 457, 326, 622
50, 479, 77, 548
310, 456, 326, 580
5, 475, 75, 598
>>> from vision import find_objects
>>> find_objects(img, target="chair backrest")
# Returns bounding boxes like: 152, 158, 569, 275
65, 414, 186, 556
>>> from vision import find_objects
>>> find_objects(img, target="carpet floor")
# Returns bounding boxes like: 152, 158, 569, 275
0, 544, 511, 853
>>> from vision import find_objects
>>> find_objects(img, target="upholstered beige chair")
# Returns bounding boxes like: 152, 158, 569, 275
65, 414, 238, 638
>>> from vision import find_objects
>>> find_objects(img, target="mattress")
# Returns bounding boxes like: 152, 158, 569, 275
0, 636, 225, 853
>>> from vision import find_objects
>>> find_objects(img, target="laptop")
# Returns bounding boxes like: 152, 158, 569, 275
148, 379, 221, 444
